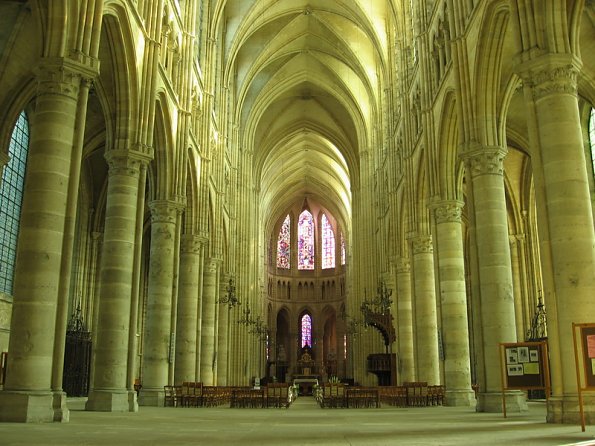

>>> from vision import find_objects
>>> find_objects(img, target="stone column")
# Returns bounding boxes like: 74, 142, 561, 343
174, 234, 203, 384
520, 55, 595, 423
509, 235, 526, 340
86, 149, 151, 413
432, 200, 475, 406
0, 59, 82, 423
200, 258, 219, 385
410, 235, 440, 385
216, 278, 230, 386
139, 200, 183, 406
395, 257, 415, 384
462, 146, 526, 413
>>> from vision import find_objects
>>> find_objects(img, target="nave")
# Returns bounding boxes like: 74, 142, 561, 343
0, 397, 593, 446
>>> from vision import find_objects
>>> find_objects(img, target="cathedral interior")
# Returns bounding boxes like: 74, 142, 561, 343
0, 0, 595, 439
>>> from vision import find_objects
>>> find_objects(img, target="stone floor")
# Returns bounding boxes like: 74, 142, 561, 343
0, 397, 594, 446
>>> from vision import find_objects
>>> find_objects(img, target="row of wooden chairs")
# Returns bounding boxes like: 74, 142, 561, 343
319, 385, 380, 408
164, 383, 233, 407
266, 383, 291, 408
378, 383, 446, 407
164, 384, 293, 408
318, 383, 346, 408
345, 387, 379, 408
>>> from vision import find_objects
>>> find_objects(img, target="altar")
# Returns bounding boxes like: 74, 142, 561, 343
293, 377, 318, 396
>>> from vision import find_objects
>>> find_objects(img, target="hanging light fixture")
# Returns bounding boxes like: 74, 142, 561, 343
218, 277, 241, 308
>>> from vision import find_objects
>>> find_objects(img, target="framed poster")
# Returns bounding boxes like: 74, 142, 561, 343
572, 322, 595, 431
580, 325, 595, 389
500, 342, 547, 389
499, 341, 550, 418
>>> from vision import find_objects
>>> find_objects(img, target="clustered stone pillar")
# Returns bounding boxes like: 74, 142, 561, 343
432, 200, 475, 406
200, 259, 219, 385
174, 234, 203, 384
139, 200, 183, 406
0, 59, 82, 423
86, 149, 150, 413
216, 276, 230, 386
462, 146, 526, 413
520, 55, 595, 423
410, 234, 440, 385
395, 257, 415, 384
509, 235, 527, 340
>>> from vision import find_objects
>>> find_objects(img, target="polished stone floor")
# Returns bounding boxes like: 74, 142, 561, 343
0, 397, 594, 446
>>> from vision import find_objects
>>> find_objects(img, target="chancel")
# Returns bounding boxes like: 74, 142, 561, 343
0, 0, 595, 444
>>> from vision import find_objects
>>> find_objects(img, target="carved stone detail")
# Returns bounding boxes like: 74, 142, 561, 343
528, 64, 578, 100
180, 234, 203, 254
204, 258, 222, 274
105, 150, 152, 177
433, 200, 464, 224
149, 200, 184, 225
396, 257, 411, 273
461, 146, 507, 177
411, 235, 433, 254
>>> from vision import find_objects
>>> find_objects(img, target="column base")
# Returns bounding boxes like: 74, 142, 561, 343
445, 389, 476, 407
86, 389, 137, 412
138, 387, 164, 407
52, 391, 70, 422
476, 390, 528, 413
0, 390, 55, 422
547, 394, 595, 424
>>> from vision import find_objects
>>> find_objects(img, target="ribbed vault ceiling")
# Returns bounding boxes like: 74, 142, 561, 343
219, 0, 388, 231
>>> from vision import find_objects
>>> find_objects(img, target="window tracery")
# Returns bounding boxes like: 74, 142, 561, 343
321, 214, 335, 269
0, 111, 29, 294
276, 214, 290, 268
298, 210, 314, 270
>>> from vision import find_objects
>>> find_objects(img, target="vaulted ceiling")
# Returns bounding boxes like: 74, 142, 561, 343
217, 0, 391, 231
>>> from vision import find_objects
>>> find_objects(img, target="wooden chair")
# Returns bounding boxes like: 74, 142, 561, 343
180, 382, 194, 407
279, 385, 290, 408
164, 385, 179, 407
266, 384, 279, 408
428, 385, 445, 405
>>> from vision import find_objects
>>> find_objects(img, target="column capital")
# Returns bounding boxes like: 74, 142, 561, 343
34, 56, 100, 100
515, 53, 581, 101
104, 149, 153, 177
148, 199, 185, 224
509, 233, 526, 247
430, 199, 464, 224
180, 234, 206, 253
460, 144, 507, 178
395, 257, 411, 273
410, 235, 433, 254
204, 257, 222, 274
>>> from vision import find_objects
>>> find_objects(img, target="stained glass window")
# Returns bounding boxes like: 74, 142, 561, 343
301, 314, 312, 348
340, 232, 346, 265
276, 214, 290, 268
0, 111, 29, 294
297, 210, 314, 270
321, 214, 335, 269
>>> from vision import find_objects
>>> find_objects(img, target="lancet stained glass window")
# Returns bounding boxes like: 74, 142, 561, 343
0, 111, 29, 294
301, 314, 312, 348
298, 210, 314, 270
341, 232, 346, 265
276, 214, 290, 268
321, 214, 335, 269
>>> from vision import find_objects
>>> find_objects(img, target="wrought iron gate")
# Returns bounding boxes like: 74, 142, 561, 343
62, 307, 91, 397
